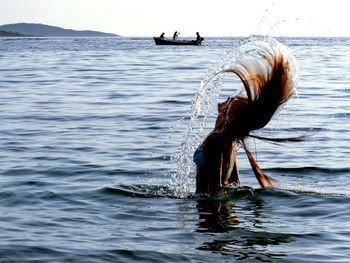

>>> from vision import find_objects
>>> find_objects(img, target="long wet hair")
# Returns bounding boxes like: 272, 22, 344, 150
222, 38, 299, 188
223, 39, 298, 135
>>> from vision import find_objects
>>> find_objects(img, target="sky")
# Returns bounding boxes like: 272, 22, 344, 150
1, 0, 350, 37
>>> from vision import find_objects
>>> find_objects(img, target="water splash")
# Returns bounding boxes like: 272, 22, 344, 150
266, 18, 335, 36
171, 35, 299, 198
253, 0, 335, 37
170, 62, 224, 197
255, 1, 277, 35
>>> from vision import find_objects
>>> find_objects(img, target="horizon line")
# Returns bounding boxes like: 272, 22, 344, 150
1, 22, 350, 38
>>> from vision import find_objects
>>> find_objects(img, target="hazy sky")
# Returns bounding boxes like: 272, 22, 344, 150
1, 0, 349, 37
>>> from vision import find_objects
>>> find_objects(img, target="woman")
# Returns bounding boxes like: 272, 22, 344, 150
194, 40, 297, 195
172, 31, 179, 41
194, 97, 241, 194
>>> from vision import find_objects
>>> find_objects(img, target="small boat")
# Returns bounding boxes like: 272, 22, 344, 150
153, 37, 203, 46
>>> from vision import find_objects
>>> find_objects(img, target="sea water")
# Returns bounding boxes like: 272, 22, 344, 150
0, 37, 350, 262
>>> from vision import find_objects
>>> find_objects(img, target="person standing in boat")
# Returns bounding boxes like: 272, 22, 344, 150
173, 31, 179, 41
196, 32, 203, 44
159, 32, 165, 39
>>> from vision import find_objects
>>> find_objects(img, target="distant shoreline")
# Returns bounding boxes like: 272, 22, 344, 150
0, 35, 121, 38
0, 30, 27, 37
0, 23, 120, 37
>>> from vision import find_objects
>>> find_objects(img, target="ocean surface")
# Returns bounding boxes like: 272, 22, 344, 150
0, 36, 350, 262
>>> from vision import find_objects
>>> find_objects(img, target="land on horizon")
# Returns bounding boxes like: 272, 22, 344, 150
0, 23, 120, 37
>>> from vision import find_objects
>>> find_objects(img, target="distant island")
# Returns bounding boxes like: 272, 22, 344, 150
0, 23, 120, 37
0, 29, 26, 37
